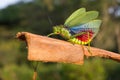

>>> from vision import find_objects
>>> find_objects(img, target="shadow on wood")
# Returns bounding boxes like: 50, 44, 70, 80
16, 32, 120, 65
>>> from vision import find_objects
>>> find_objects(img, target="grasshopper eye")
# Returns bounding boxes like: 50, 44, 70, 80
56, 31, 60, 34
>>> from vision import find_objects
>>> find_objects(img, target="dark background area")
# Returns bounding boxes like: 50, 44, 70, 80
0, 0, 120, 80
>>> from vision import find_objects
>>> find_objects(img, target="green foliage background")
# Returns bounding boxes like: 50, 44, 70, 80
0, 0, 120, 80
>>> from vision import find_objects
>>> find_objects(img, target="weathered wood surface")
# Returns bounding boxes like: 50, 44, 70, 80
16, 32, 120, 65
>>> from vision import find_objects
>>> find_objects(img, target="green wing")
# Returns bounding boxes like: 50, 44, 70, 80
64, 8, 86, 26
64, 8, 99, 27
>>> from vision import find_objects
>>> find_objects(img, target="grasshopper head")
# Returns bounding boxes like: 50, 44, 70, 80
53, 25, 64, 34
53, 25, 71, 39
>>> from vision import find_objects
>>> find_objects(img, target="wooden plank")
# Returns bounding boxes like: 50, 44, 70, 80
16, 32, 120, 65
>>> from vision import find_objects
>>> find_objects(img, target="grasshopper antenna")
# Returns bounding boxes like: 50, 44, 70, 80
47, 15, 54, 26
46, 16, 56, 37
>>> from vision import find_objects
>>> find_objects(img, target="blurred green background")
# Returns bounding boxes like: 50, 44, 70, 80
0, 0, 120, 80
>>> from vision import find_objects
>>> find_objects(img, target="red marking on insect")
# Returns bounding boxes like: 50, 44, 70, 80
76, 30, 94, 42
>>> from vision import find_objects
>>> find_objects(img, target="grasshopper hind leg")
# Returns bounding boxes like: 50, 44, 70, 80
86, 32, 92, 55
86, 42, 92, 56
